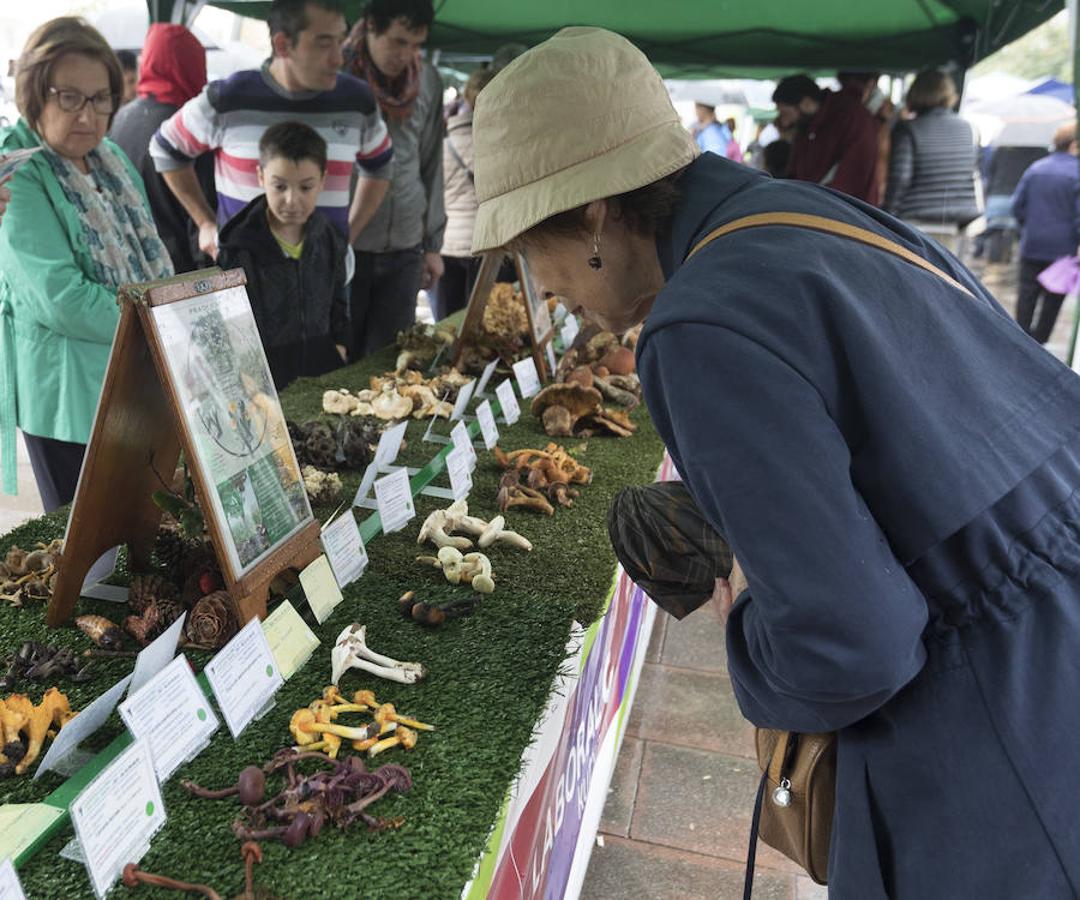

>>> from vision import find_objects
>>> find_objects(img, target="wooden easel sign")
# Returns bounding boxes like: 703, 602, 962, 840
48, 269, 321, 628
451, 252, 556, 380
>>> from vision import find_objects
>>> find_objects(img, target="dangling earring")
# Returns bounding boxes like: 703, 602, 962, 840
588, 234, 603, 270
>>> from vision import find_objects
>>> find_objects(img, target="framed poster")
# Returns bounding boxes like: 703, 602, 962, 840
148, 284, 312, 579
47, 269, 321, 629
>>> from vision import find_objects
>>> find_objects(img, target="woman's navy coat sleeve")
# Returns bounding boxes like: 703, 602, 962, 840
639, 320, 928, 733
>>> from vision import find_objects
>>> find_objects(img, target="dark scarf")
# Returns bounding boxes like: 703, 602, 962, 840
344, 18, 421, 122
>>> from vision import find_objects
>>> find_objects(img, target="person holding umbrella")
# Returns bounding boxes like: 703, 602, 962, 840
472, 27, 1080, 897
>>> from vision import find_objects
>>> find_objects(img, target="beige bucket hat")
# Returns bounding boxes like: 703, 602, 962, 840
471, 27, 699, 254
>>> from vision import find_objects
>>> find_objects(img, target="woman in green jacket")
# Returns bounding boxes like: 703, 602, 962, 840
0, 17, 172, 510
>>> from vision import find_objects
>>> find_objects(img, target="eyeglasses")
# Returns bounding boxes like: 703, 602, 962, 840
48, 87, 118, 116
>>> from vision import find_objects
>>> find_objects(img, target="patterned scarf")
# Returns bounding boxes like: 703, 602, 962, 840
344, 18, 422, 122
42, 141, 174, 288
608, 480, 733, 621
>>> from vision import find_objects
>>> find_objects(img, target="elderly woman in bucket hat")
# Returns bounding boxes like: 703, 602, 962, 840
473, 27, 1080, 899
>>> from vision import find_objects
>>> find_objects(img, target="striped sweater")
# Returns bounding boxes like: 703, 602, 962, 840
884, 108, 981, 226
150, 64, 393, 236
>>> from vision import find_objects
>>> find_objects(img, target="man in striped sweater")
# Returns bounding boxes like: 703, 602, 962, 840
149, 0, 393, 261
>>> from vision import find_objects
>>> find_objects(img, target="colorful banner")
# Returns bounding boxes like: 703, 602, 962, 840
465, 455, 675, 899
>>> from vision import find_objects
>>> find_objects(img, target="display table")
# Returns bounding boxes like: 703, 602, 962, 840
0, 337, 667, 899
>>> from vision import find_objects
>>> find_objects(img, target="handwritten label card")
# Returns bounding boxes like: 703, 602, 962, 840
450, 420, 478, 470
475, 359, 498, 396
0, 858, 25, 900
373, 467, 415, 534
321, 508, 368, 588
299, 555, 343, 624
445, 446, 473, 501
495, 379, 521, 426
36, 674, 133, 780
513, 357, 542, 399
128, 612, 186, 697
476, 400, 499, 450
204, 618, 283, 739
119, 655, 218, 782
450, 379, 477, 421
261, 600, 319, 680
69, 739, 165, 899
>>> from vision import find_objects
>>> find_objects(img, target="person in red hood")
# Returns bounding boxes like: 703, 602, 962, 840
110, 24, 215, 272
772, 74, 880, 205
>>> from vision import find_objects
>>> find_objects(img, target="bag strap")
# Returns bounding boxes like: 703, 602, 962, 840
743, 770, 769, 900
684, 211, 976, 300
446, 134, 474, 184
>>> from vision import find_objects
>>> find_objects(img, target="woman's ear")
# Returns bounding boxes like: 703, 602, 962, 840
583, 199, 608, 238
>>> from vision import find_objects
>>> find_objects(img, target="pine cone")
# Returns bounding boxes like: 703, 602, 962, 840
153, 524, 191, 580
185, 591, 237, 649
125, 603, 162, 646
128, 573, 180, 615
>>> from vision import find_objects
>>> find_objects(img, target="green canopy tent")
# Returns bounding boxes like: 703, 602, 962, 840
194, 0, 1062, 75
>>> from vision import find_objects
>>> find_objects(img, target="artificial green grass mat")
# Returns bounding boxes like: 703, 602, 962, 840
0, 340, 665, 899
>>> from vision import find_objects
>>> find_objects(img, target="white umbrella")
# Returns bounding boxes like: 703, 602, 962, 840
964, 93, 1074, 148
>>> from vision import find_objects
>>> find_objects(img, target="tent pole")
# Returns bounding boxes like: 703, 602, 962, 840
1069, 0, 1080, 368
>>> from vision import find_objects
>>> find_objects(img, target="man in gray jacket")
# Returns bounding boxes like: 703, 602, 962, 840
344, 0, 446, 358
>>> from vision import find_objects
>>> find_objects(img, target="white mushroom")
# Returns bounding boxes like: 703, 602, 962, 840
417, 509, 473, 551
437, 546, 465, 584
477, 514, 533, 551
371, 385, 414, 420
462, 552, 495, 594
331, 624, 426, 685
323, 389, 359, 415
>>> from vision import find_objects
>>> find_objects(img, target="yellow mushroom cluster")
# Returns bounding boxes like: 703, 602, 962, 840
0, 687, 76, 776
288, 686, 434, 761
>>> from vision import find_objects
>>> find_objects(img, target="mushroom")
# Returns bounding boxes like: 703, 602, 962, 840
15, 687, 71, 774
436, 546, 465, 584
373, 703, 434, 734
367, 725, 418, 758
565, 366, 595, 389
400, 384, 453, 419
462, 553, 495, 594
322, 389, 359, 415
416, 508, 473, 551
496, 471, 555, 516
598, 345, 636, 375
330, 624, 426, 685
530, 383, 603, 437
371, 384, 413, 420
477, 515, 532, 551
289, 707, 381, 757
577, 408, 637, 438
591, 375, 640, 409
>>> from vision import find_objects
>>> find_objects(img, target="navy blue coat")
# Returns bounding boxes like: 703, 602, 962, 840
638, 154, 1080, 898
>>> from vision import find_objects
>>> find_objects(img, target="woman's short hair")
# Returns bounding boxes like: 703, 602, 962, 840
905, 70, 958, 115
464, 68, 495, 109
508, 173, 684, 252
15, 17, 123, 132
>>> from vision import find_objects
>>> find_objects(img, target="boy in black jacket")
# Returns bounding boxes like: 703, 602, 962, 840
218, 122, 349, 390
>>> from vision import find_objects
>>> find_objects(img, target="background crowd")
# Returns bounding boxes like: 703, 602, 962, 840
0, 0, 1076, 522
